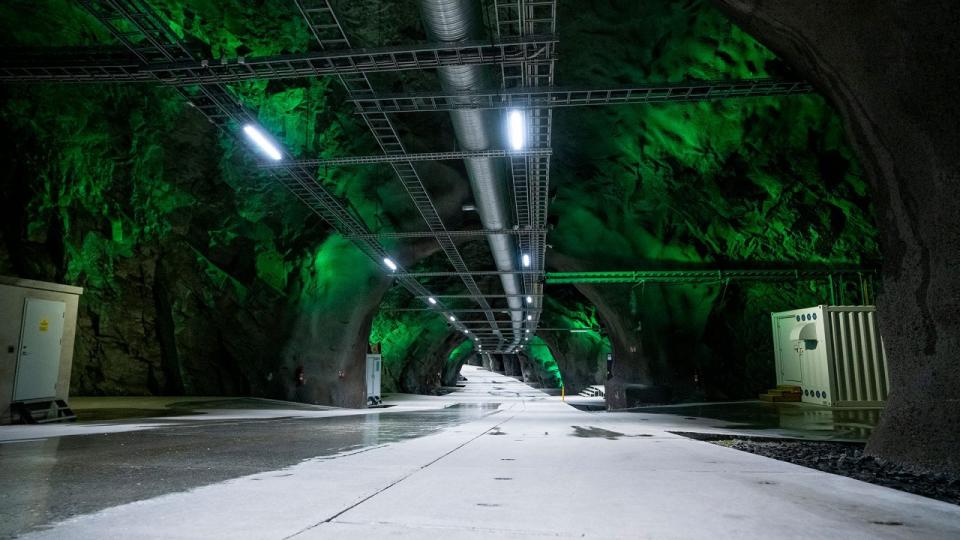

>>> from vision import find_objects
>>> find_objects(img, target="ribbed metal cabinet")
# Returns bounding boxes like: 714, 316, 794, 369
771, 305, 889, 407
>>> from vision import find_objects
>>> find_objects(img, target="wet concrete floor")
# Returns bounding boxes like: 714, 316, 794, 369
626, 401, 883, 441
0, 404, 499, 538
70, 396, 337, 422
7, 369, 959, 539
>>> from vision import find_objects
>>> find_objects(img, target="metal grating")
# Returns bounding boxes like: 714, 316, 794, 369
346, 229, 546, 240
72, 0, 469, 329
294, 0, 503, 339
544, 269, 878, 284
1, 37, 558, 85
349, 80, 815, 113
493, 0, 557, 344
260, 148, 551, 168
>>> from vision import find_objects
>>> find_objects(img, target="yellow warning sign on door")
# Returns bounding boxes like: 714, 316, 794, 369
39, 319, 49, 332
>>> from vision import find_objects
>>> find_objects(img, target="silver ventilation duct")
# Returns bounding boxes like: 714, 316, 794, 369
419, 0, 523, 346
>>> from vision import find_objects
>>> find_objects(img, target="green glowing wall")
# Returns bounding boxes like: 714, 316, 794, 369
526, 336, 564, 389
536, 294, 610, 393
369, 301, 453, 394
543, 1, 878, 400
0, 0, 419, 400
447, 339, 474, 367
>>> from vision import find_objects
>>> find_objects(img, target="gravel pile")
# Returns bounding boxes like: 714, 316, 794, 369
722, 439, 960, 505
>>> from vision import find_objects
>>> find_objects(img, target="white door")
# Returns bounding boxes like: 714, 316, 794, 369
14, 298, 66, 401
776, 316, 802, 384
366, 354, 382, 400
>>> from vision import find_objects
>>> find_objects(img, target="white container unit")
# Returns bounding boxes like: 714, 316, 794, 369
365, 353, 382, 406
1, 277, 83, 424
771, 305, 889, 407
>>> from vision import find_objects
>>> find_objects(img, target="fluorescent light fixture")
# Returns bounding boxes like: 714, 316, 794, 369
464, 329, 470, 334
427, 297, 437, 305
570, 329, 590, 333
527, 314, 533, 321
243, 124, 282, 161
525, 329, 530, 333
507, 109, 525, 151
525, 337, 529, 341
526, 295, 533, 304
521, 253, 531, 267
449, 315, 456, 322
383, 257, 398, 271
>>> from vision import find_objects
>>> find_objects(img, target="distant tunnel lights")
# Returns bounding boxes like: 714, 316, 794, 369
449, 315, 456, 322
526, 295, 533, 304
521, 253, 531, 267
507, 110, 525, 151
427, 297, 437, 305
527, 314, 533, 321
383, 258, 398, 272
242, 124, 282, 161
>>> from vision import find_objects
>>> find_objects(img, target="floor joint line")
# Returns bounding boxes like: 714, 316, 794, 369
284, 408, 521, 539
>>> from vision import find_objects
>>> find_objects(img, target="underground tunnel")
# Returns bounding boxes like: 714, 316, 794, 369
0, 0, 958, 538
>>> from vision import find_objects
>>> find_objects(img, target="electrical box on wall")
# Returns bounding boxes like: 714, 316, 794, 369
771, 305, 889, 407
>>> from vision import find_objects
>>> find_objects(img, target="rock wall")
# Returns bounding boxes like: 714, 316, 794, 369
545, 1, 878, 408
536, 294, 609, 394
712, 0, 960, 474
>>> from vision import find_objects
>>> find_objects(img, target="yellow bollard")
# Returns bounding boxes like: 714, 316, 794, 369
561, 385, 565, 401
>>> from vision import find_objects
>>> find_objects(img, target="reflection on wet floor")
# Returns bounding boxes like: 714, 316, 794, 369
75, 407, 201, 421
71, 397, 336, 422
442, 402, 502, 412
569, 426, 654, 440
0, 404, 501, 538
570, 426, 626, 440
627, 402, 883, 441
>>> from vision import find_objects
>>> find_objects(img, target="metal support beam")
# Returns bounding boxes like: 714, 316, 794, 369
261, 148, 551, 168
396, 271, 540, 278
382, 309, 541, 313
346, 228, 545, 240
292, 0, 504, 339
0, 36, 557, 85
544, 269, 877, 284
416, 294, 542, 299
349, 79, 815, 113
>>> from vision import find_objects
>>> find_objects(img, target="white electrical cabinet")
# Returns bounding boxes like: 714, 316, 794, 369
771, 305, 889, 407
366, 353, 382, 406
1, 277, 83, 424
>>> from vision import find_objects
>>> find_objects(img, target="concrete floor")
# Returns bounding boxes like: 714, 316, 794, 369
623, 400, 883, 441
1, 366, 958, 539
